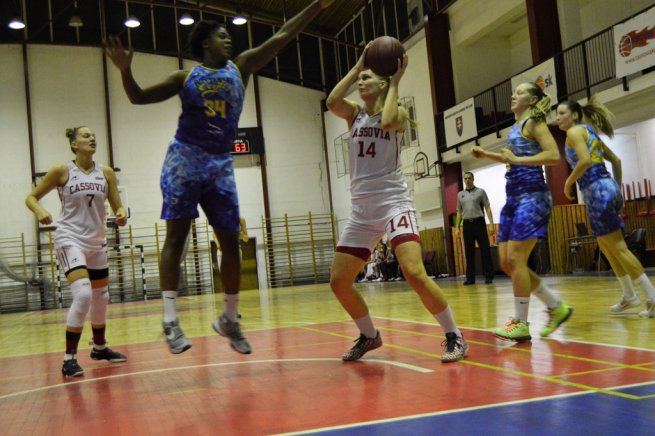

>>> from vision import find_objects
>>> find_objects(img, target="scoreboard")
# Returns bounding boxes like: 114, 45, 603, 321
231, 127, 264, 155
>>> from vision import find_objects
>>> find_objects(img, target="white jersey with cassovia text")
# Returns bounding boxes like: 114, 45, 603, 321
55, 161, 108, 250
349, 108, 409, 202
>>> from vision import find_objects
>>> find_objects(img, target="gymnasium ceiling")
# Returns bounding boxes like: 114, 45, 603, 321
1, 0, 368, 41
185, 0, 367, 37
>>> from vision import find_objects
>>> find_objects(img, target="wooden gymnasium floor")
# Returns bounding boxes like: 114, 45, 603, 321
1, 274, 654, 435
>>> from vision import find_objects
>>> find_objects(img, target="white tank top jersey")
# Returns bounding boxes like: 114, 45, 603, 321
55, 161, 108, 249
348, 108, 410, 202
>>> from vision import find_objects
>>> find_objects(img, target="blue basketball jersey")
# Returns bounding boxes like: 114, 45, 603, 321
174, 61, 245, 154
505, 117, 548, 195
565, 124, 612, 189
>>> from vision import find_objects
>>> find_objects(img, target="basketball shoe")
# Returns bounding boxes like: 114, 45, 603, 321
441, 332, 468, 362
609, 295, 640, 313
541, 303, 573, 337
493, 318, 531, 342
213, 313, 251, 354
90, 346, 127, 362
341, 331, 382, 361
639, 299, 654, 318
62, 357, 84, 377
163, 319, 192, 354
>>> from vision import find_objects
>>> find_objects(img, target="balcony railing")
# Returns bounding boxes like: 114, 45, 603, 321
437, 5, 654, 154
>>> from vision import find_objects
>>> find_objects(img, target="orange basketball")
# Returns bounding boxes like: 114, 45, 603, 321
364, 36, 405, 77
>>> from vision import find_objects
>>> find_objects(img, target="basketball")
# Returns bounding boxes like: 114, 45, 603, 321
364, 36, 405, 77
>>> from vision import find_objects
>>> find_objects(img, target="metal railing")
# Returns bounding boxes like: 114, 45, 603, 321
437, 5, 654, 154
0, 220, 214, 313
262, 212, 336, 288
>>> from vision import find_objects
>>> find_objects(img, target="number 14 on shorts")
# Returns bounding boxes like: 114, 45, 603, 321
387, 211, 418, 239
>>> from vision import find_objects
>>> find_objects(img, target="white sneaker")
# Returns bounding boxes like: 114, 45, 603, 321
638, 299, 654, 318
609, 295, 641, 313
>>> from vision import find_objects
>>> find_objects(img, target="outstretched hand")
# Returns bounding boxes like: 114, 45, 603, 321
104, 35, 133, 72
471, 146, 485, 159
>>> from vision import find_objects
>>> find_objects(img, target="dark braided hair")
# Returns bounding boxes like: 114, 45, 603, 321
186, 20, 226, 60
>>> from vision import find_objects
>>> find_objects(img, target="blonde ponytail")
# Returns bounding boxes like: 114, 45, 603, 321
581, 95, 614, 137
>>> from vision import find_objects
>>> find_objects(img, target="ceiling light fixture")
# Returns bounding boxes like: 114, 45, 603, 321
8, 17, 26, 30
124, 15, 140, 28
232, 8, 247, 26
178, 13, 194, 26
68, 13, 83, 28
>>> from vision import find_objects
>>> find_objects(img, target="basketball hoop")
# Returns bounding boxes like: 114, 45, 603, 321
413, 151, 439, 180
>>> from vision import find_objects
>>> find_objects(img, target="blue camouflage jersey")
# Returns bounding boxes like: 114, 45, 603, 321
174, 61, 245, 154
497, 117, 552, 242
565, 124, 623, 236
564, 124, 612, 189
505, 117, 548, 195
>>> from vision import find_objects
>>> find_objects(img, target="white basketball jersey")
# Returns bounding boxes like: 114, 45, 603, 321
349, 108, 409, 202
55, 161, 108, 249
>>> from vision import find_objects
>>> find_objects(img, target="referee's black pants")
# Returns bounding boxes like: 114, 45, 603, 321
463, 217, 494, 282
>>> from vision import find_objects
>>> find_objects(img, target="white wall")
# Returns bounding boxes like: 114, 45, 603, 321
509, 26, 533, 74
1, 44, 329, 245
259, 77, 330, 217
448, 0, 529, 101
107, 51, 181, 225
451, 36, 516, 101
578, 0, 655, 40
0, 45, 32, 242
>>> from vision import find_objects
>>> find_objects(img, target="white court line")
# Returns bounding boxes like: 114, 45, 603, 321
372, 316, 655, 353
0, 357, 431, 401
276, 379, 655, 436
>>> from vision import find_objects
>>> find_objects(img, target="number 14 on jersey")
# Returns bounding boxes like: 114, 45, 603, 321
357, 141, 376, 158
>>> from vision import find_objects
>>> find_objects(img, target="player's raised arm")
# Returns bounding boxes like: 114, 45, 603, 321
105, 35, 186, 104
234, 0, 335, 86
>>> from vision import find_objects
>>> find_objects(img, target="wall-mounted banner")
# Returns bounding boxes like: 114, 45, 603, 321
510, 58, 558, 105
444, 97, 477, 148
614, 5, 655, 78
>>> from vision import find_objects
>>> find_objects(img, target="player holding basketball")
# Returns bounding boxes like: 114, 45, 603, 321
326, 47, 468, 362
104, 0, 336, 355
556, 97, 655, 317
26, 126, 128, 377
472, 83, 572, 342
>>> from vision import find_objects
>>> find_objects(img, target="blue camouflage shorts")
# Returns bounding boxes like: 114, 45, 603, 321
583, 177, 624, 236
160, 139, 240, 232
498, 189, 552, 242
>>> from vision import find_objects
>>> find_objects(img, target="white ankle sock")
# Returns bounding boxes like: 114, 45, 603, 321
434, 306, 461, 337
617, 275, 636, 299
162, 290, 178, 323
514, 297, 531, 323
634, 274, 655, 300
532, 283, 560, 309
353, 314, 377, 338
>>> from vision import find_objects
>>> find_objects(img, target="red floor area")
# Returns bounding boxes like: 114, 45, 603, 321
1, 319, 654, 435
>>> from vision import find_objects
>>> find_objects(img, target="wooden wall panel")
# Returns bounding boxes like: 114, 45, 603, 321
419, 227, 448, 275
548, 202, 655, 274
